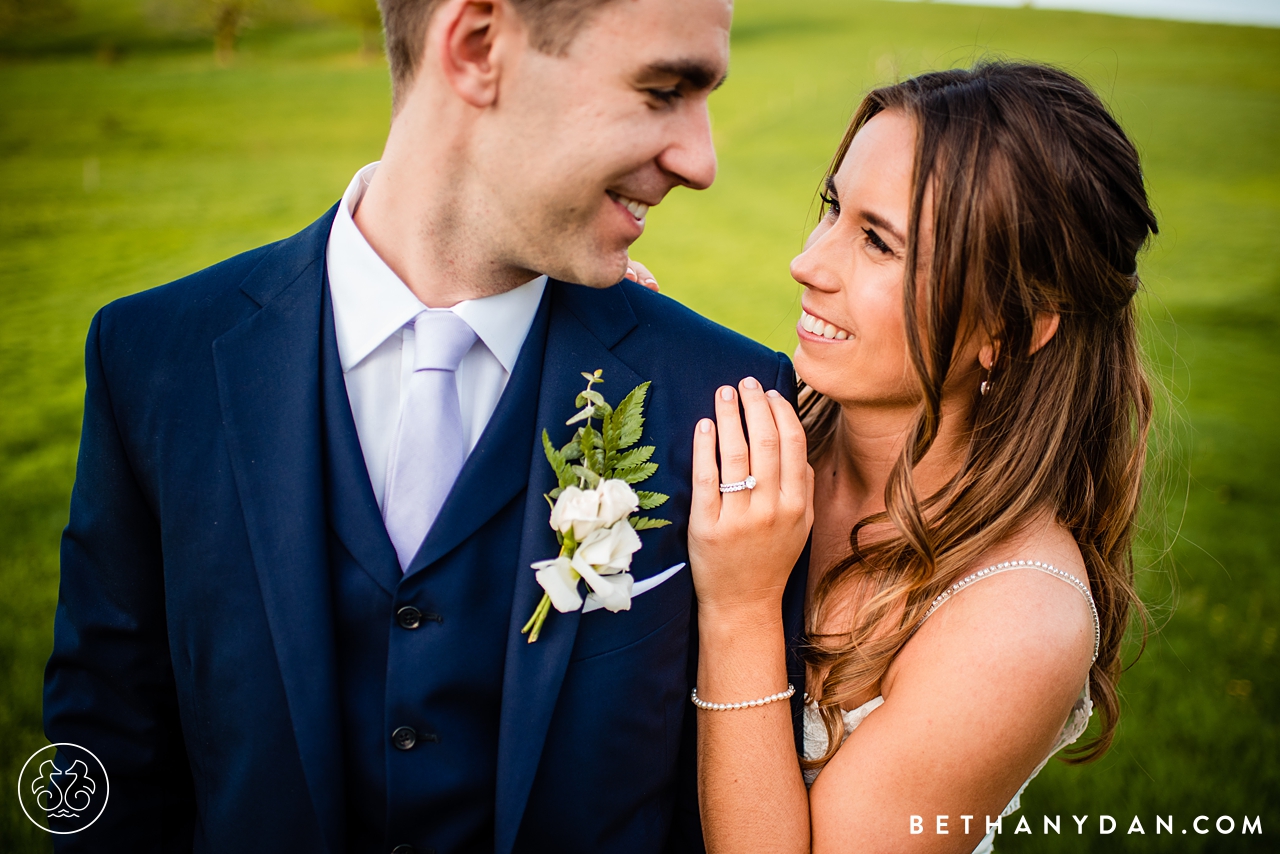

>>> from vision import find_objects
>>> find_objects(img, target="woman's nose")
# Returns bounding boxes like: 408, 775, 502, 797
791, 244, 839, 293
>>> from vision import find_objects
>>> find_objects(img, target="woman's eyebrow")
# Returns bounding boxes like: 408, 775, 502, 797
825, 177, 905, 244
859, 209, 905, 244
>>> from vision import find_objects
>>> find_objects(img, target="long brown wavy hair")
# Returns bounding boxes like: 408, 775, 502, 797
800, 61, 1157, 769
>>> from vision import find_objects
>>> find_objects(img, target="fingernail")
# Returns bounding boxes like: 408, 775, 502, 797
766, 389, 781, 399
626, 267, 636, 279
719, 386, 735, 401
742, 377, 760, 390
644, 278, 657, 285
698, 418, 712, 433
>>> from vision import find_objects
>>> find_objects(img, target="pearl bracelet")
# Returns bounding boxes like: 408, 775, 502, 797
690, 683, 796, 711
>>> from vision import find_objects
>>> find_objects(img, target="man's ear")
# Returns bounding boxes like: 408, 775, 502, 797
1029, 311, 1060, 355
436, 0, 510, 108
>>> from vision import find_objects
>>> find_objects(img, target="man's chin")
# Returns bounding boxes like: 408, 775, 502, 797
546, 254, 632, 289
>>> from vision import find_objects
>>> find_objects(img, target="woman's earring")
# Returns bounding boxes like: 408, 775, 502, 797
979, 347, 997, 396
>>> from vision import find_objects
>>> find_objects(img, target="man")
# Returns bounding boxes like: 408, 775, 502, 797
44, 0, 806, 851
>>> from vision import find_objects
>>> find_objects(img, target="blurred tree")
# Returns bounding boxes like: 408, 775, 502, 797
149, 0, 307, 65
312, 0, 381, 58
0, 0, 75, 37
146, 0, 255, 64
210, 0, 251, 64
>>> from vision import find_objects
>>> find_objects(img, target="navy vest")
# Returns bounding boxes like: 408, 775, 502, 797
320, 286, 551, 854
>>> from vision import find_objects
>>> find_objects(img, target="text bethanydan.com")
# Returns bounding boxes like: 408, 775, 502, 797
910, 814, 1262, 837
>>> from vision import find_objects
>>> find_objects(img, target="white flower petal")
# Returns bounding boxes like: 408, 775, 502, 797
572, 555, 634, 612
597, 479, 640, 527
576, 521, 642, 574
549, 486, 605, 540
534, 556, 584, 613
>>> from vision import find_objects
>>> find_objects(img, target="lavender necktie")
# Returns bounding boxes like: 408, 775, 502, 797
383, 310, 477, 571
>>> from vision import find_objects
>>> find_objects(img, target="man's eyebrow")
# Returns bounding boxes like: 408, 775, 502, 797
641, 60, 728, 92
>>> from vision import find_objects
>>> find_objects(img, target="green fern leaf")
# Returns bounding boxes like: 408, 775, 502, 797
542, 430, 577, 488
630, 516, 672, 530
610, 381, 650, 449
610, 446, 654, 473
616, 462, 658, 484
635, 490, 669, 510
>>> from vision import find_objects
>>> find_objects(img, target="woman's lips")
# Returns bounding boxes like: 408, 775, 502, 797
799, 308, 851, 341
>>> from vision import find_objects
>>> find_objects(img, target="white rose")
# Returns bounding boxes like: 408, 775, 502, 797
548, 486, 605, 541
575, 520, 642, 575
572, 554, 634, 613
596, 479, 640, 527
533, 556, 584, 613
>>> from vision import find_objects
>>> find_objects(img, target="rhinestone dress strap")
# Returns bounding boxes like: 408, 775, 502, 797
915, 560, 1100, 662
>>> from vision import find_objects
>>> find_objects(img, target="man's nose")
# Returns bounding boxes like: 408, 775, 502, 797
657, 102, 718, 191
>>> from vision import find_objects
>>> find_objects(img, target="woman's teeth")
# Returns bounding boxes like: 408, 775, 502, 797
800, 310, 850, 340
608, 191, 649, 222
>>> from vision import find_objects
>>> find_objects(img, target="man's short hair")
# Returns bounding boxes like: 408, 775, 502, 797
378, 0, 619, 107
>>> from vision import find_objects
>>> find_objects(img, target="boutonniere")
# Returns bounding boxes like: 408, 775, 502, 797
521, 370, 670, 643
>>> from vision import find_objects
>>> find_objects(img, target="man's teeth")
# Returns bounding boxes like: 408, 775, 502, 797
800, 310, 850, 340
609, 191, 650, 222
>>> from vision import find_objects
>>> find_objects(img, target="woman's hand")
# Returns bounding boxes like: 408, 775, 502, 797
623, 258, 659, 291
690, 378, 814, 854
689, 378, 814, 619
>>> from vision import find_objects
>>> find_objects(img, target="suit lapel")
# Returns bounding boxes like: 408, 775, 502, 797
212, 207, 344, 854
494, 281, 643, 854
320, 278, 401, 594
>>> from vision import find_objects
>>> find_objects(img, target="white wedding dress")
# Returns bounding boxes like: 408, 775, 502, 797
802, 561, 1100, 854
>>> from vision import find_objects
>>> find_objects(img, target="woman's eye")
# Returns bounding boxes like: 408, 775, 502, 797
862, 227, 892, 255
820, 192, 840, 217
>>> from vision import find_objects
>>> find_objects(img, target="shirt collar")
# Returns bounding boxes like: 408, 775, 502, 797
451, 276, 547, 374
326, 162, 547, 374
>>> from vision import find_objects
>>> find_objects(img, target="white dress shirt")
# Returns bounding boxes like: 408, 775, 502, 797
326, 163, 547, 510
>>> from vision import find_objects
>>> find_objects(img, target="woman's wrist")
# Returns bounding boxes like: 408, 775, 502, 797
697, 605, 789, 696
698, 601, 785, 643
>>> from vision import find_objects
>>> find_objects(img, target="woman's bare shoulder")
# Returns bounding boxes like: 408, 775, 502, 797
884, 515, 1094, 702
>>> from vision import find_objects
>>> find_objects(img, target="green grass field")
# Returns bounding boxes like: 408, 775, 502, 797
2, 0, 1277, 849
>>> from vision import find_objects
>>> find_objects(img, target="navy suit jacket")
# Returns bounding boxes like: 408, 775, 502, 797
44, 206, 808, 853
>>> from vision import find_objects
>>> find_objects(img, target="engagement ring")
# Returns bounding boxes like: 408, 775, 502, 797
719, 475, 757, 493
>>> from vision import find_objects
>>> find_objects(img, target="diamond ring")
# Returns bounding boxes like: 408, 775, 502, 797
719, 475, 757, 493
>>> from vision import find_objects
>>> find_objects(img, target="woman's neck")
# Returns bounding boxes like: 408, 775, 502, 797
820, 400, 971, 523
806, 395, 974, 626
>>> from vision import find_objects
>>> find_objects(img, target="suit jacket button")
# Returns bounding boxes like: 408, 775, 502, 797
397, 606, 422, 629
391, 846, 415, 854
392, 726, 417, 750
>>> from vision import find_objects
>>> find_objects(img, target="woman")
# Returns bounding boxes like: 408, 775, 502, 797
685, 62, 1155, 852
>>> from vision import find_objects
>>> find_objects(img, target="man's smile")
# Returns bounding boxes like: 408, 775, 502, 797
607, 190, 652, 224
